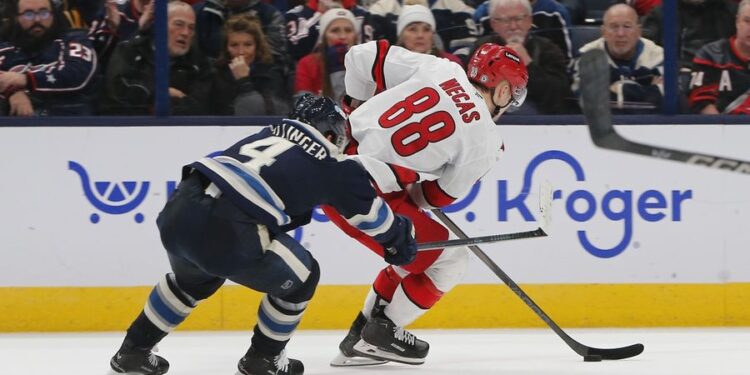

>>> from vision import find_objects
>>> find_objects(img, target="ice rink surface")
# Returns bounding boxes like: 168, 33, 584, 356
1, 328, 748, 375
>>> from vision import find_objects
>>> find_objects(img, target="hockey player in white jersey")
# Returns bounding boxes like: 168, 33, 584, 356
324, 40, 529, 366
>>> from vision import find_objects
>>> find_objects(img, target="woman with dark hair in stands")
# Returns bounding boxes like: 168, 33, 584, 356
211, 14, 290, 115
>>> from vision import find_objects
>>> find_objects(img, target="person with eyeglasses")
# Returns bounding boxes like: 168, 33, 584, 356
0, 0, 99, 116
571, 3, 665, 114
473, 0, 573, 64
471, 0, 574, 115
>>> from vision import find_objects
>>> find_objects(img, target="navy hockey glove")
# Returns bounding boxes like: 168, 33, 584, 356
380, 215, 417, 266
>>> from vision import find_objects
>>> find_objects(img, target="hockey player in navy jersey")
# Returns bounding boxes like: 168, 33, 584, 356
0, 0, 99, 116
108, 94, 417, 375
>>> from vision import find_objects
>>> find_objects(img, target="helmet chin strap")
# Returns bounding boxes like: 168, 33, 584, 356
490, 86, 513, 118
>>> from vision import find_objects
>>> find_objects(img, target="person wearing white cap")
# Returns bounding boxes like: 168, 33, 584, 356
294, 7, 361, 102
396, 4, 463, 66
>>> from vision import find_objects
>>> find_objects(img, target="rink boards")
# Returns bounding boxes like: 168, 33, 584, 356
1, 124, 749, 331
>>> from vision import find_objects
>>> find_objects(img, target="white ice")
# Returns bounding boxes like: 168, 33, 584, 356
1, 328, 748, 375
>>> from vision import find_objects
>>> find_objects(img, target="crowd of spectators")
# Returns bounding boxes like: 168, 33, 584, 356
0, 0, 748, 116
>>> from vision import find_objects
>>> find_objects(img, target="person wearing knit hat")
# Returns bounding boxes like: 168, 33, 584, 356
295, 7, 360, 102
396, 4, 463, 66
317, 7, 361, 44
396, 4, 435, 37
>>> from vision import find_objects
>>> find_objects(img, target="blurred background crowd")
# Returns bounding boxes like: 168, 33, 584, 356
0, 0, 747, 117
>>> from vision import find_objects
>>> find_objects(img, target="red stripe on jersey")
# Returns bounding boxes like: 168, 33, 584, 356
692, 57, 744, 71
422, 180, 456, 208
688, 84, 718, 105
27, 72, 37, 90
344, 121, 359, 155
401, 273, 444, 309
372, 40, 391, 94
372, 266, 403, 301
387, 164, 419, 190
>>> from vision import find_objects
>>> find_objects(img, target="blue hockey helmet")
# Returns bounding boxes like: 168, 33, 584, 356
290, 94, 349, 151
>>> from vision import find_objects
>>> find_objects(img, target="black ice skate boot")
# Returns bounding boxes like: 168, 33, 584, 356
353, 309, 429, 365
109, 339, 169, 375
329, 312, 388, 367
237, 347, 304, 375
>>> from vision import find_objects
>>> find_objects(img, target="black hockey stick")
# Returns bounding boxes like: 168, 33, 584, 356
579, 49, 750, 175
417, 183, 552, 251
431, 188, 643, 360
416, 228, 546, 250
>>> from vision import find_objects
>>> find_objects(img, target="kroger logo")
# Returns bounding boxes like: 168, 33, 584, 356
70, 150, 693, 259
499, 150, 692, 258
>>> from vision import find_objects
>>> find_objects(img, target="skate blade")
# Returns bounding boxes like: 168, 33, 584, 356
352, 339, 426, 365
330, 349, 388, 367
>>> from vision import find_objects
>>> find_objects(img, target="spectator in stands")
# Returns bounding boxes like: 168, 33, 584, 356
100, 1, 214, 115
73, 0, 154, 69
571, 3, 664, 114
285, 0, 373, 62
474, 0, 573, 63
0, 0, 99, 116
294, 7, 359, 102
211, 14, 291, 115
97, 0, 155, 44
367, 0, 478, 59
396, 4, 463, 66
477, 0, 573, 114
689, 0, 750, 114
642, 0, 737, 70
194, 0, 288, 65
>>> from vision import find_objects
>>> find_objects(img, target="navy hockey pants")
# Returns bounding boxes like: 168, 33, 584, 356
155, 173, 318, 303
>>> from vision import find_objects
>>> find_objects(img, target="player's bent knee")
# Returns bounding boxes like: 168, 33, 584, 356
280, 258, 320, 303
424, 247, 470, 292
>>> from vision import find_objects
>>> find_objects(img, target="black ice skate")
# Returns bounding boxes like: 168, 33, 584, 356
329, 312, 388, 367
352, 310, 429, 365
109, 341, 169, 375
237, 347, 304, 375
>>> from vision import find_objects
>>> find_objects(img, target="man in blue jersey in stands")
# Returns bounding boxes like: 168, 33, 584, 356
108, 94, 417, 375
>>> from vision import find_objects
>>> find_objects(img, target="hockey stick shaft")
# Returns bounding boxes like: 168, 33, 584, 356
580, 49, 750, 175
419, 184, 552, 251
431, 209, 643, 360
417, 228, 546, 250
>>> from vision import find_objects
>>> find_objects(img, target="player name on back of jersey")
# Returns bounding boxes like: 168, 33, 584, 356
439, 78, 480, 123
270, 121, 331, 160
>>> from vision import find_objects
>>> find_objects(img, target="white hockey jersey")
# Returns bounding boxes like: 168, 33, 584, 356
344, 40, 504, 208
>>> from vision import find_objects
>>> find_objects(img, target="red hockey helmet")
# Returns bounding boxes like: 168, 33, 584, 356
467, 43, 529, 108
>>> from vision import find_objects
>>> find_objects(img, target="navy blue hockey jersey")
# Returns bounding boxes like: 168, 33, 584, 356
0, 30, 99, 113
186, 119, 397, 239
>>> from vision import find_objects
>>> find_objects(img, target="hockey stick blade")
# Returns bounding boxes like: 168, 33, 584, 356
418, 183, 552, 251
579, 49, 750, 176
431, 184, 643, 360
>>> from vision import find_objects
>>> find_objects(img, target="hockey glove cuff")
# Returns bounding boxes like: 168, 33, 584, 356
379, 215, 417, 266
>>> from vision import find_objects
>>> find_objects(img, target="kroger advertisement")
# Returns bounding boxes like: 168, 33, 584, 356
1, 125, 748, 287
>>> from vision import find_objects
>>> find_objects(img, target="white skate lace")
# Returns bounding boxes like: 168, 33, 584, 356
147, 353, 159, 367
393, 327, 416, 346
148, 345, 160, 367
274, 350, 290, 372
